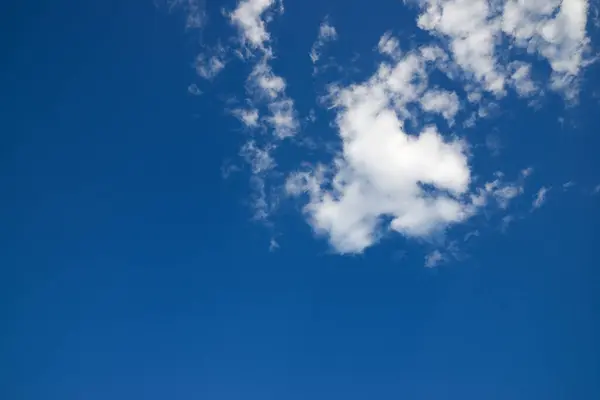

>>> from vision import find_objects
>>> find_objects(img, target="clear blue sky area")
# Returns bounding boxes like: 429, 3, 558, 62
2, 1, 600, 399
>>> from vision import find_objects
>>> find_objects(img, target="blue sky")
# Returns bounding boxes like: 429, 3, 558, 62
2, 0, 600, 398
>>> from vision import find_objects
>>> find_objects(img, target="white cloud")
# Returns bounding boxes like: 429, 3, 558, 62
483, 177, 525, 209
227, 0, 298, 221
502, 0, 590, 92
420, 90, 460, 121
269, 238, 280, 251
425, 250, 445, 268
532, 186, 551, 209
310, 19, 338, 63
233, 108, 260, 127
562, 181, 575, 190
247, 60, 299, 138
415, 0, 592, 99
521, 167, 534, 178
248, 61, 286, 98
230, 0, 277, 51
417, 0, 506, 94
167, 0, 206, 29
240, 141, 277, 220
187, 83, 202, 95
509, 62, 537, 97
378, 32, 401, 58
287, 49, 479, 253
195, 54, 226, 80
240, 140, 275, 174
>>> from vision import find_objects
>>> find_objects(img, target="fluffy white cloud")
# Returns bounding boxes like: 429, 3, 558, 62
310, 19, 338, 63
230, 0, 277, 50
420, 90, 460, 121
501, 0, 590, 76
417, 0, 506, 94
247, 60, 299, 138
509, 62, 537, 97
233, 108, 260, 127
378, 32, 401, 57
195, 54, 226, 80
286, 49, 477, 253
416, 0, 591, 98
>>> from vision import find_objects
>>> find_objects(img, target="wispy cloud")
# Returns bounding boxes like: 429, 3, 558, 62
187, 83, 202, 96
532, 186, 551, 210
310, 18, 338, 64
165, 0, 207, 30
425, 250, 445, 268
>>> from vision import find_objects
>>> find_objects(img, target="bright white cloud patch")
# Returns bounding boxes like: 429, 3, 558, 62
420, 90, 460, 121
417, 0, 506, 94
416, 0, 591, 98
230, 0, 277, 50
286, 49, 477, 253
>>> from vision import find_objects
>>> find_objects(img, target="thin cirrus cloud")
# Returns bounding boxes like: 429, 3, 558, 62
166, 0, 593, 263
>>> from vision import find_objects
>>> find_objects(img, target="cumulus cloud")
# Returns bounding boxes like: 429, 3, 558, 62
310, 18, 338, 63
502, 0, 590, 94
420, 90, 460, 122
509, 62, 537, 97
417, 0, 506, 94
286, 49, 478, 253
